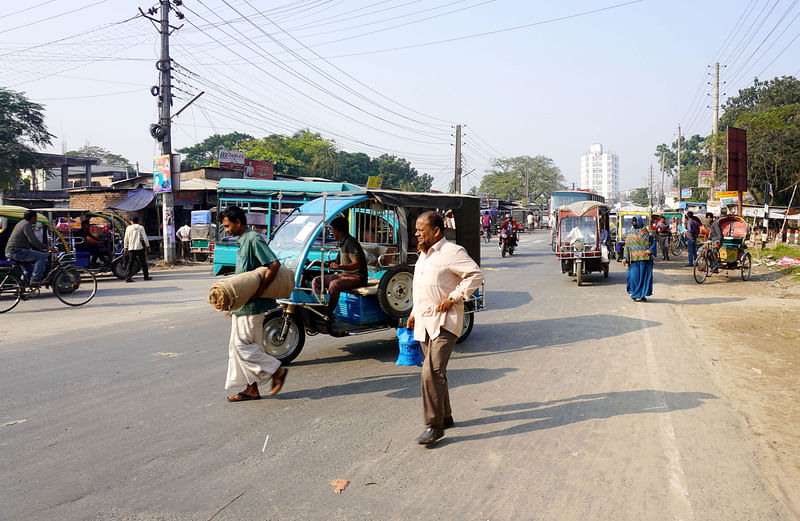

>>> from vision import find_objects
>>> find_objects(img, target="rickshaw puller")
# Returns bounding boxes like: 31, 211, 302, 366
4, 210, 54, 285
311, 216, 368, 319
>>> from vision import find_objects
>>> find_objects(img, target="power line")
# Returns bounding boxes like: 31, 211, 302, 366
0, 0, 110, 36
0, 0, 58, 19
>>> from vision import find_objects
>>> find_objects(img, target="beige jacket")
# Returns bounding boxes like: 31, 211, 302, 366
410, 238, 483, 342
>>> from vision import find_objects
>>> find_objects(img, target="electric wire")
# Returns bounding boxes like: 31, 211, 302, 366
0, 0, 110, 36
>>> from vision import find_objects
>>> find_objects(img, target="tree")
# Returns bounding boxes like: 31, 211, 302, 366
66, 144, 135, 175
653, 133, 709, 192
177, 131, 254, 168
719, 76, 800, 130
629, 187, 650, 206
0, 88, 53, 188
478, 155, 565, 203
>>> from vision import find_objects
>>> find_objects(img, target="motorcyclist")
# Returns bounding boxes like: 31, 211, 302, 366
499, 214, 518, 248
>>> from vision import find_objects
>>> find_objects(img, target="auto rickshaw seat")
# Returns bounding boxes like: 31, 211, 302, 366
351, 278, 380, 296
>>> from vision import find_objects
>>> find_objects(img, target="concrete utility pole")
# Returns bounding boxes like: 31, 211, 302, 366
711, 62, 720, 197
454, 124, 462, 194
677, 124, 682, 202
158, 0, 175, 263
659, 150, 665, 208
648, 164, 653, 209
524, 162, 529, 206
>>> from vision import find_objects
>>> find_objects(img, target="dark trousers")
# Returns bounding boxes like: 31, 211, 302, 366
657, 235, 670, 259
311, 273, 364, 313
179, 240, 191, 259
421, 329, 458, 429
687, 239, 697, 266
126, 249, 149, 281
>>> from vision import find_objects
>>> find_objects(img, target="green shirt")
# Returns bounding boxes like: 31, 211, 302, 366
231, 228, 279, 316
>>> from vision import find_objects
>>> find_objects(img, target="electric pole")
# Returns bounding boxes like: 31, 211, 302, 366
677, 124, 682, 202
159, 0, 175, 263
711, 62, 720, 197
648, 165, 653, 209
659, 150, 665, 208
524, 162, 529, 206
454, 124, 462, 194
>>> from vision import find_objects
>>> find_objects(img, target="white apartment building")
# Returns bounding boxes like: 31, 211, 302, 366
580, 143, 619, 202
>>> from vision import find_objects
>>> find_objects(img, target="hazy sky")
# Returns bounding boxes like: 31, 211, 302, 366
2, 0, 799, 193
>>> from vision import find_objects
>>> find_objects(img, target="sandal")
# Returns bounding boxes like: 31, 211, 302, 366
269, 368, 288, 396
227, 392, 261, 402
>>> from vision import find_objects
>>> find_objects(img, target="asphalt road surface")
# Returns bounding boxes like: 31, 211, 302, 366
0, 235, 790, 521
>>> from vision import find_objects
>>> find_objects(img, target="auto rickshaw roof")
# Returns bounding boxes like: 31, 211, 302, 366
296, 190, 480, 215
559, 200, 610, 217
617, 206, 650, 214
0, 205, 49, 224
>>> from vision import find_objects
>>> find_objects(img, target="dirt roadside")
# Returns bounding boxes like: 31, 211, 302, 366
653, 255, 800, 516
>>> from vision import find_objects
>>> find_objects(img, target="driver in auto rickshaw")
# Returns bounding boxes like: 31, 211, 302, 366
311, 216, 369, 319
77, 218, 110, 267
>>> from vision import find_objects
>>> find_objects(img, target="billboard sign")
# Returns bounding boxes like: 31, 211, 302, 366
698, 170, 712, 188
244, 158, 274, 179
153, 155, 172, 193
727, 127, 747, 192
681, 187, 692, 198
219, 149, 245, 171
366, 176, 382, 189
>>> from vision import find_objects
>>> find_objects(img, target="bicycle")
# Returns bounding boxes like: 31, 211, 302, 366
0, 252, 98, 313
670, 232, 687, 256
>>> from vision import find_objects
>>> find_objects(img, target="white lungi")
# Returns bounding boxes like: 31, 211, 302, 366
226, 313, 281, 389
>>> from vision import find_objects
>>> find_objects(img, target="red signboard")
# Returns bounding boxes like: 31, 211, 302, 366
244, 158, 274, 179
727, 127, 747, 192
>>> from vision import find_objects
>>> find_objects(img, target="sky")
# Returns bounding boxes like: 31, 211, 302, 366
2, 0, 800, 194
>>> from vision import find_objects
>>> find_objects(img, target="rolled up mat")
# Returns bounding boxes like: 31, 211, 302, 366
209, 265, 294, 311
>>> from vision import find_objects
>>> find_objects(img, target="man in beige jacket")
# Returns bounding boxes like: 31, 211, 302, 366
406, 211, 483, 446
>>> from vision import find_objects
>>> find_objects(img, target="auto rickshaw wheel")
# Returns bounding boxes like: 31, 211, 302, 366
603, 264, 609, 278
576, 260, 583, 286
377, 265, 414, 317
456, 302, 475, 344
740, 253, 752, 281
262, 309, 305, 363
693, 256, 708, 284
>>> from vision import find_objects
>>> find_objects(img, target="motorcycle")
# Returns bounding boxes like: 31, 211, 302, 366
499, 229, 516, 257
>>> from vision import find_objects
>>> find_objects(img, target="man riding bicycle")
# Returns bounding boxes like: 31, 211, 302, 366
4, 210, 54, 286
706, 213, 723, 272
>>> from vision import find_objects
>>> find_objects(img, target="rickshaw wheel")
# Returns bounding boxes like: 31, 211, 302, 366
693, 256, 708, 284
111, 256, 140, 280
740, 253, 752, 281
576, 261, 583, 286
0, 271, 23, 313
456, 303, 475, 344
377, 265, 414, 317
262, 309, 305, 363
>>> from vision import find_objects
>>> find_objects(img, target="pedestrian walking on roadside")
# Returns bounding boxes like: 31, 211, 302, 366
406, 211, 483, 445
221, 205, 288, 402
622, 216, 654, 302
123, 216, 151, 282
684, 211, 701, 267
655, 218, 671, 260
176, 221, 192, 260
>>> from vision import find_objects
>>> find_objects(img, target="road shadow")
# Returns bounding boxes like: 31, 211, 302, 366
92, 285, 187, 298
276, 367, 517, 401
649, 297, 745, 305
438, 390, 717, 445
485, 290, 533, 310
455, 314, 661, 358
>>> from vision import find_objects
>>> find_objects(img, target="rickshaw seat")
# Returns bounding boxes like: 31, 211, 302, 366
351, 278, 380, 296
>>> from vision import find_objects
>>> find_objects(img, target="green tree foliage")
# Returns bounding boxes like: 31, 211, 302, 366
653, 134, 709, 191
179, 129, 433, 191
0, 88, 53, 188
629, 187, 650, 206
66, 144, 131, 166
478, 155, 565, 203
177, 131, 254, 168
708, 76, 800, 204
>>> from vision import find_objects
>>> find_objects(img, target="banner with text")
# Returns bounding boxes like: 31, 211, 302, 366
697, 170, 712, 188
681, 187, 692, 198
244, 158, 274, 179
219, 149, 245, 171
153, 155, 172, 193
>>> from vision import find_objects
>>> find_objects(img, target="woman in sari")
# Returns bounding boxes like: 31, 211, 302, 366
622, 216, 654, 302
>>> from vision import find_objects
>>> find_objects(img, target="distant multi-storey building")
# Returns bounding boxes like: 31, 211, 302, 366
580, 143, 619, 202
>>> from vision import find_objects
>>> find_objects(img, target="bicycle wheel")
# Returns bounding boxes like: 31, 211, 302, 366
693, 255, 708, 284
740, 253, 752, 281
670, 238, 683, 256
0, 271, 22, 313
53, 267, 98, 306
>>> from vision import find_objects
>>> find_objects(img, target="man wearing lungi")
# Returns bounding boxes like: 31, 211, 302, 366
221, 205, 288, 402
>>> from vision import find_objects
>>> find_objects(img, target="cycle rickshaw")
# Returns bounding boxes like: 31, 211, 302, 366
693, 214, 751, 283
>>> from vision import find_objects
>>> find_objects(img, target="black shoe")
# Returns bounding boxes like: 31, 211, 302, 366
126, 279, 135, 283
416, 426, 444, 445
685, 264, 693, 267
143, 277, 152, 280
443, 416, 454, 429
640, 297, 647, 302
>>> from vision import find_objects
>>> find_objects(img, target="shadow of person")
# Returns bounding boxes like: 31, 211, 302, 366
441, 390, 717, 444
276, 367, 517, 401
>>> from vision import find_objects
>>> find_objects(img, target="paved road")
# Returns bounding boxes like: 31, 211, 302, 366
0, 237, 790, 520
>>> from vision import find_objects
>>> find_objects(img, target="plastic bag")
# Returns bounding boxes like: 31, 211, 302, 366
396, 327, 423, 367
